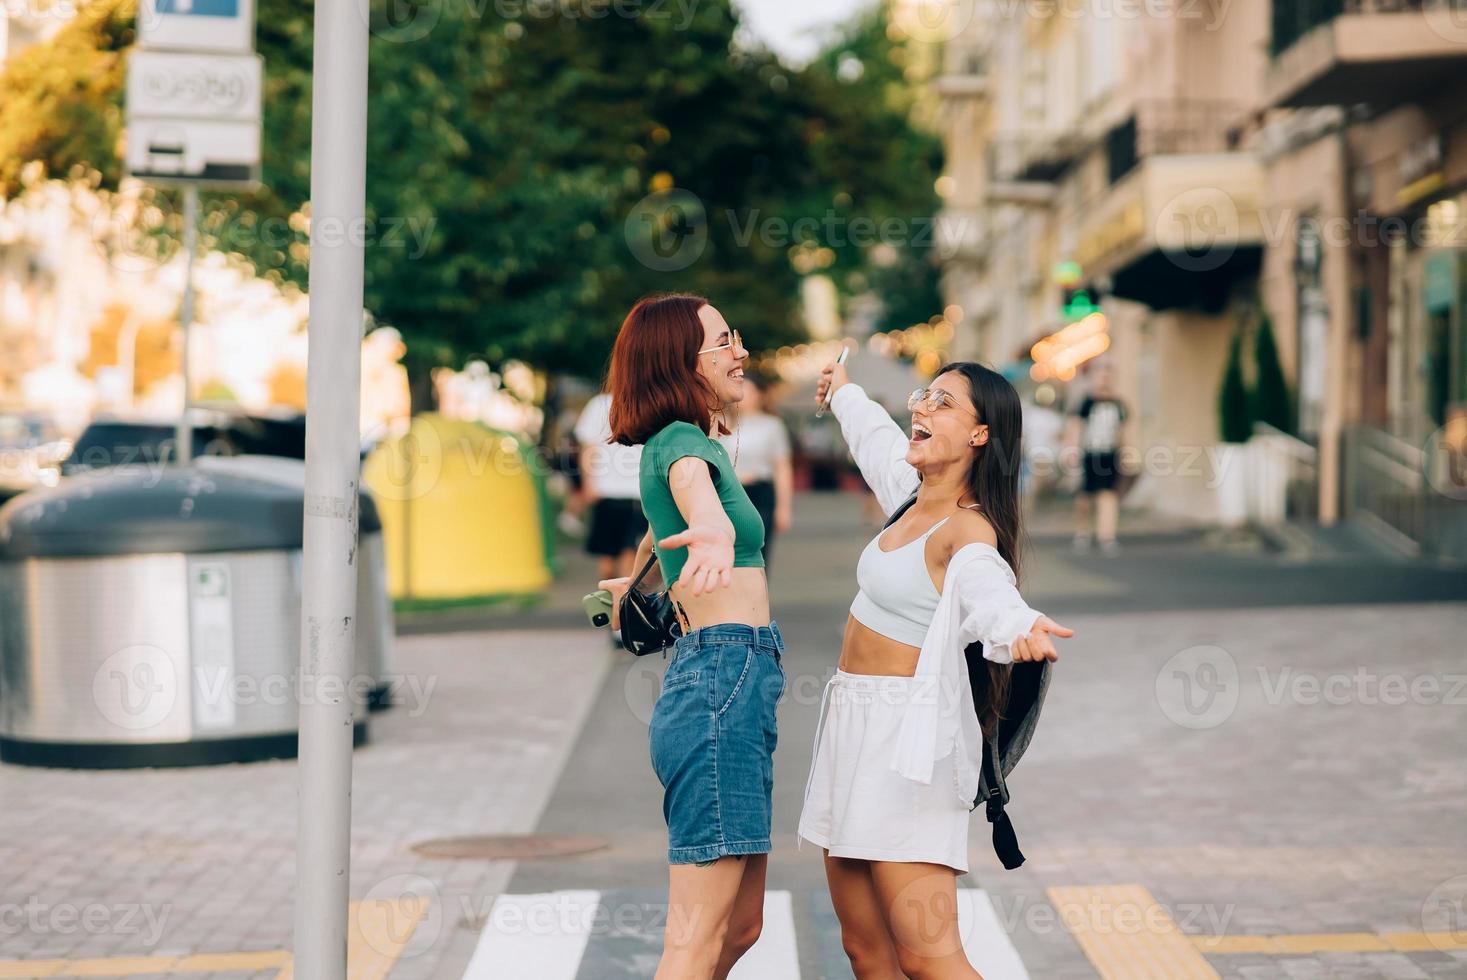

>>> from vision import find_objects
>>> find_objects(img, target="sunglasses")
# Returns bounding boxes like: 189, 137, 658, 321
698, 330, 744, 356
908, 386, 979, 419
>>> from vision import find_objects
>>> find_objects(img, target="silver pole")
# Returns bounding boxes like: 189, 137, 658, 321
293, 0, 367, 973
175, 184, 198, 464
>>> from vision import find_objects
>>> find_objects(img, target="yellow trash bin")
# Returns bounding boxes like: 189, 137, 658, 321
363, 413, 552, 600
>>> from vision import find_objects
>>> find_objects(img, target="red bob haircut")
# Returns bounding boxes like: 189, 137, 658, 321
607, 293, 723, 446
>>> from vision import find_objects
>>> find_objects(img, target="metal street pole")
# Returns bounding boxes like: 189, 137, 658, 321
293, 0, 367, 973
175, 184, 198, 464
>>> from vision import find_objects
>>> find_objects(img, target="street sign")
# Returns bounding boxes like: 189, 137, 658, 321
137, 0, 256, 54
125, 50, 262, 186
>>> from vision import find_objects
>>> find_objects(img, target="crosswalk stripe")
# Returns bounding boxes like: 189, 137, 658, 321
459, 888, 1032, 978
729, 890, 800, 979
957, 889, 1030, 980
461, 890, 600, 980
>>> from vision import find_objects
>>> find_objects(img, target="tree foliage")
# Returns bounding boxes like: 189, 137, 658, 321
1219, 329, 1252, 444
1, 0, 946, 382
1251, 313, 1291, 434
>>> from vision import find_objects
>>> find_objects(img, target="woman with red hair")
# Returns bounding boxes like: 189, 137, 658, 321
601, 293, 783, 980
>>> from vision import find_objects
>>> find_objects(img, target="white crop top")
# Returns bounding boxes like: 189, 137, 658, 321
848, 516, 950, 648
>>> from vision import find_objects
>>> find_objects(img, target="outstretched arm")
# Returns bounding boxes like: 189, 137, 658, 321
953, 549, 1073, 663
816, 360, 919, 515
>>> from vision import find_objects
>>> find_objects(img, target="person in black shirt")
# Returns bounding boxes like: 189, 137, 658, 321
1066, 363, 1127, 554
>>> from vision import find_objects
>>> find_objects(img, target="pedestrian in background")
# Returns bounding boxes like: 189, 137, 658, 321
1066, 362, 1128, 554
575, 390, 646, 586
718, 374, 793, 569
598, 293, 784, 980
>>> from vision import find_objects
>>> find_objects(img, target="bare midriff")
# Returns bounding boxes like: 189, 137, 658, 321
839, 615, 921, 677
671, 567, 771, 631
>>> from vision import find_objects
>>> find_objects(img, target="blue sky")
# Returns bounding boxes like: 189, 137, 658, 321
736, 0, 872, 65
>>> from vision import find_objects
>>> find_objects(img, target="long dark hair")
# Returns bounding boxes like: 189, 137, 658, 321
938, 361, 1025, 736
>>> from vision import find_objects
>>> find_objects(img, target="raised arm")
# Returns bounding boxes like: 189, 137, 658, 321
816, 361, 919, 515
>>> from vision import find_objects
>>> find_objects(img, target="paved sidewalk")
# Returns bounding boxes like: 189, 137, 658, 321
0, 628, 613, 978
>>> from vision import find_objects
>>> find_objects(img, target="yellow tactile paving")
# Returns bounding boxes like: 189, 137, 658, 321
174, 951, 292, 971
0, 962, 68, 978
0, 952, 289, 978
1048, 884, 1221, 980
274, 896, 430, 980
1385, 931, 1467, 952
1191, 930, 1467, 955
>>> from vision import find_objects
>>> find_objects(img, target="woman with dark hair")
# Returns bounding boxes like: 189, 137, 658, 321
600, 293, 783, 980
799, 358, 1074, 979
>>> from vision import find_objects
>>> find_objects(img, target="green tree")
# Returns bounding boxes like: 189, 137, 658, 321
2, 0, 946, 385
1251, 313, 1291, 433
1219, 330, 1252, 444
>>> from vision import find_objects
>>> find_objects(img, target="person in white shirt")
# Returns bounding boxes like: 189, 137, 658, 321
574, 392, 646, 582
1065, 362, 1129, 554
801, 357, 1073, 979
717, 376, 793, 568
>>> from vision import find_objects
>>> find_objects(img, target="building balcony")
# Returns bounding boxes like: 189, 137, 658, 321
989, 131, 1090, 184
1073, 153, 1266, 312
1104, 100, 1244, 185
1268, 0, 1467, 108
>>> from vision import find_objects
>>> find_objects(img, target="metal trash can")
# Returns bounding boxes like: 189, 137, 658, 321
195, 456, 395, 711
0, 461, 389, 768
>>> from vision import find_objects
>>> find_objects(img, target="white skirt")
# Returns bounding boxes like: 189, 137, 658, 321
797, 669, 972, 874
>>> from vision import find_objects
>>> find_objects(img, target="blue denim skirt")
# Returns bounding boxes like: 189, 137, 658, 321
649, 621, 786, 865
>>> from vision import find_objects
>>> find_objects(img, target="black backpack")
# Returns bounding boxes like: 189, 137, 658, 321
885, 496, 1051, 870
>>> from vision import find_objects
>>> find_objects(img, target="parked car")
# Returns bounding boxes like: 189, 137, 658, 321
60, 411, 308, 476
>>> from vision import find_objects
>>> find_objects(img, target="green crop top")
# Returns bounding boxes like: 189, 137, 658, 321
640, 421, 766, 584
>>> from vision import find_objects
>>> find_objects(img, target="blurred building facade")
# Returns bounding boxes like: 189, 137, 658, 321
937, 0, 1467, 553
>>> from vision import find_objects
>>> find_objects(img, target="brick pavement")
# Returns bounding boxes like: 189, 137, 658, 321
0, 628, 613, 979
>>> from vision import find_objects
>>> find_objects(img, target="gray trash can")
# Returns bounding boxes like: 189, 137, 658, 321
0, 461, 389, 768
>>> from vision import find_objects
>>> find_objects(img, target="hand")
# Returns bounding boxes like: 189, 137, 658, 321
598, 576, 631, 630
657, 524, 734, 597
774, 507, 793, 535
816, 356, 851, 409
1011, 615, 1075, 663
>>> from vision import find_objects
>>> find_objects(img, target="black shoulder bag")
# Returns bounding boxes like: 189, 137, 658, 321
618, 553, 683, 656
